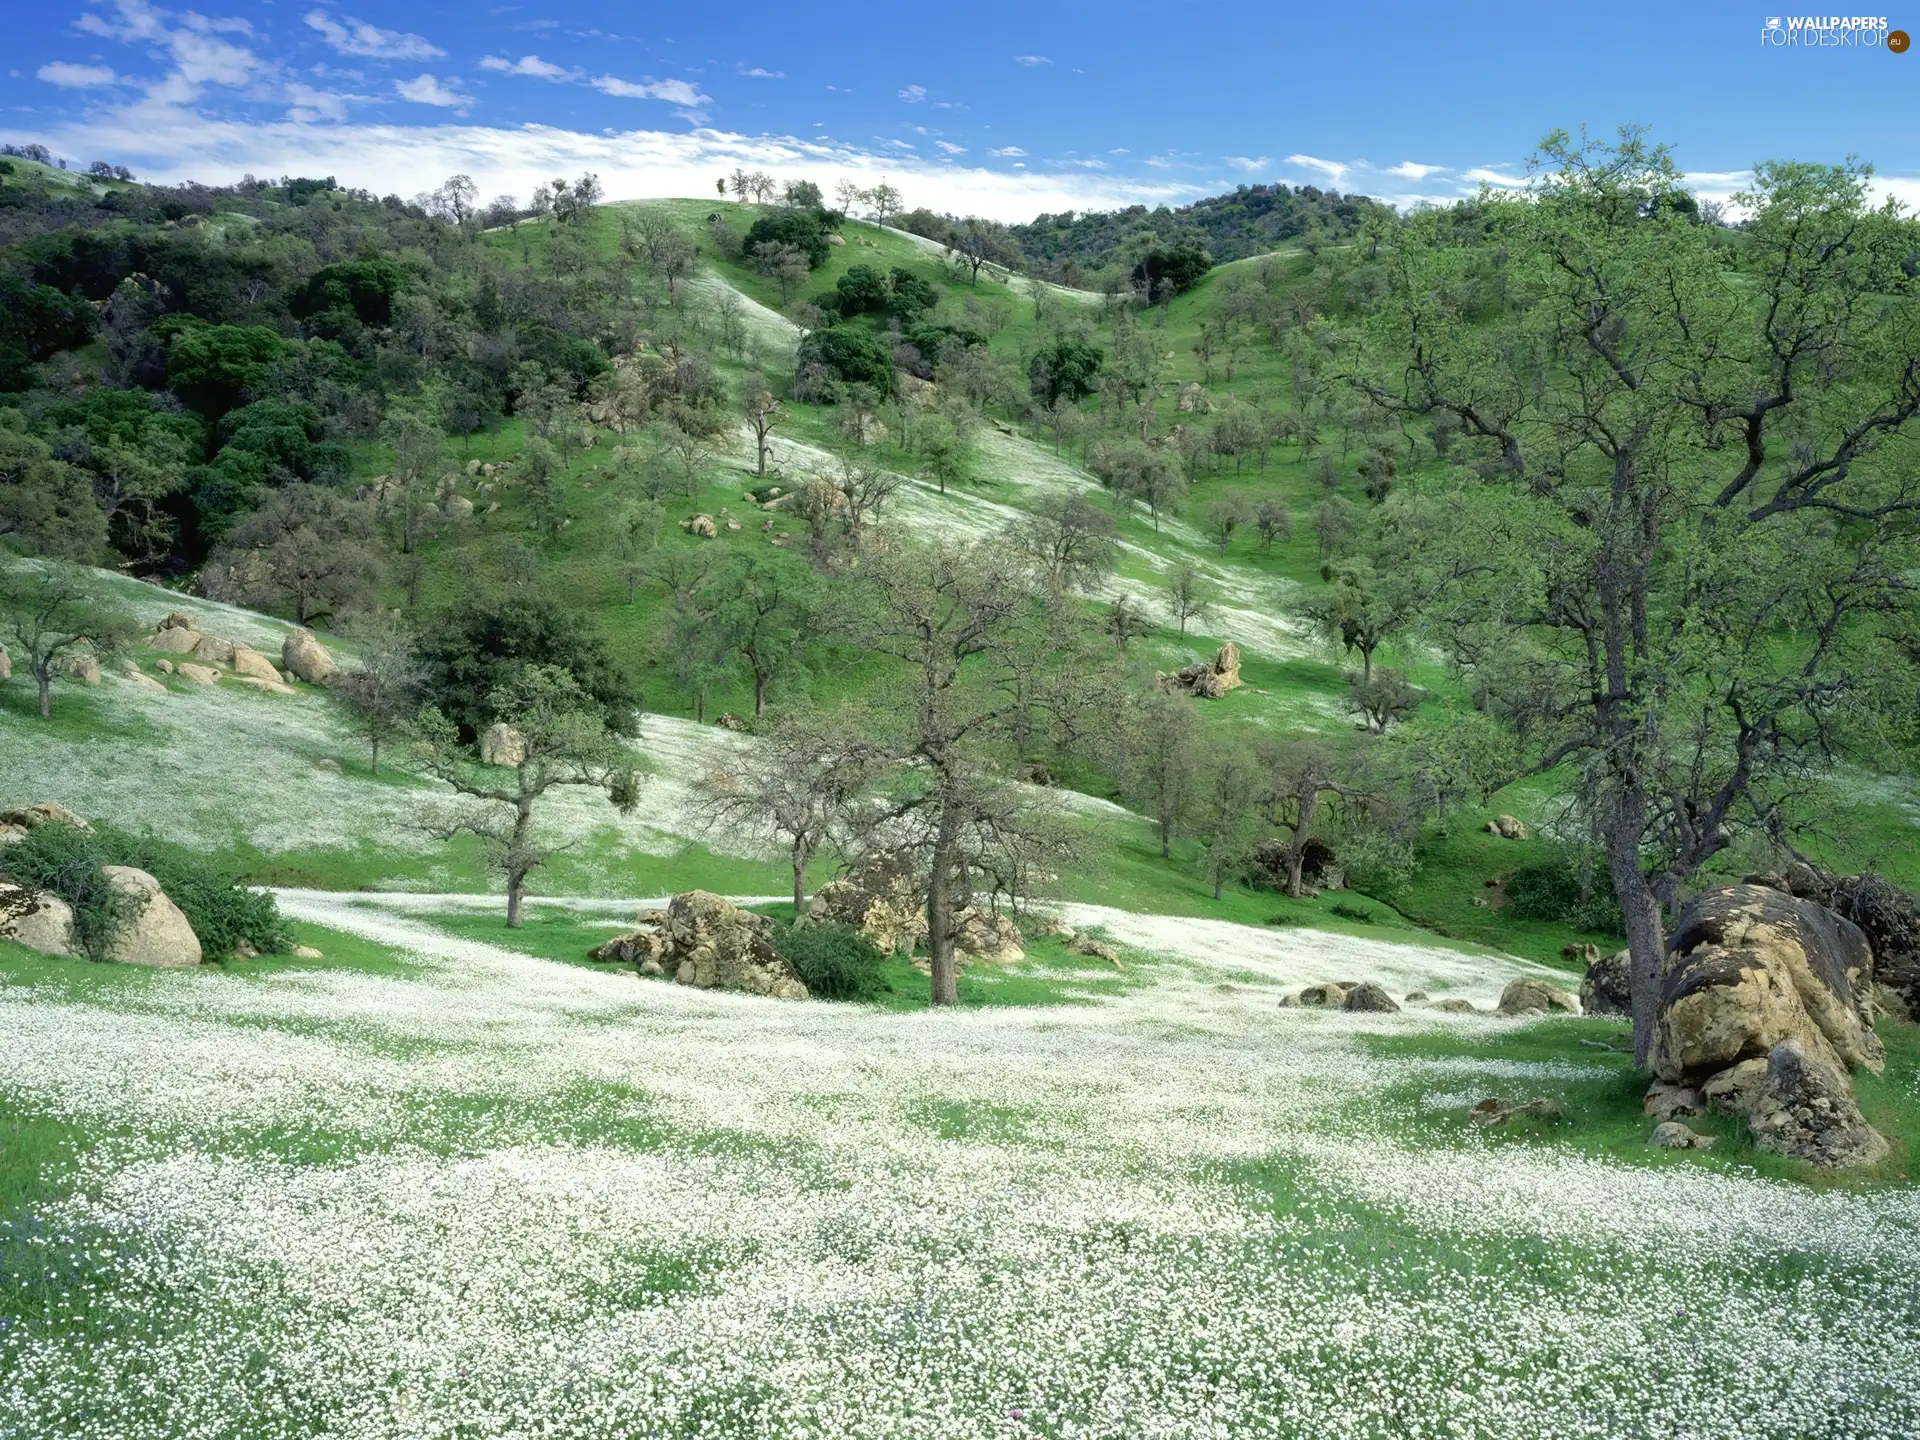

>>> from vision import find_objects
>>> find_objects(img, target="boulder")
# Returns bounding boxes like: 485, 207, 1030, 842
1701, 1058, 1770, 1116
953, 907, 1024, 965
194, 634, 237, 666
0, 643, 9, 681
1069, 935, 1122, 966
178, 663, 220, 685
1296, 982, 1347, 1008
231, 646, 280, 683
1651, 884, 1882, 1085
1643, 1082, 1705, 1122
0, 803, 92, 833
0, 882, 78, 956
1176, 381, 1213, 414
282, 629, 337, 686
156, 659, 174, 674
1432, 998, 1478, 1014
1825, 873, 1920, 1023
239, 676, 298, 696
686, 513, 718, 539
809, 850, 927, 954
1648, 1120, 1716, 1150
589, 928, 669, 967
1155, 644, 1244, 700
1342, 982, 1401, 1013
149, 626, 200, 654
1404, 990, 1429, 1003
122, 668, 167, 694
1497, 978, 1580, 1016
661, 890, 807, 999
1470, 1096, 1561, 1127
479, 722, 527, 767
159, 611, 198, 633
67, 653, 101, 685
1485, 814, 1530, 841
1746, 1039, 1889, 1170
444, 494, 475, 521
100, 866, 202, 968
1580, 948, 1633, 1017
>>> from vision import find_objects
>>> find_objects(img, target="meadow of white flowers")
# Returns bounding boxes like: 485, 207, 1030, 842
3, 892, 1917, 1439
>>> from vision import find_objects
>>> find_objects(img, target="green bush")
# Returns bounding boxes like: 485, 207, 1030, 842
1505, 846, 1625, 935
0, 819, 290, 961
771, 920, 888, 1002
794, 325, 896, 399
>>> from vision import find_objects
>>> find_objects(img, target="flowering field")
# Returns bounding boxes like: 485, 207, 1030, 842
3, 894, 1918, 1440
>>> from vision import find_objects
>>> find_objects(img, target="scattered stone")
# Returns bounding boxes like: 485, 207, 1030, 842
1578, 948, 1633, 1017
1342, 981, 1401, 1013
0, 881, 78, 956
1404, 990, 1429, 1004
479, 722, 527, 767
0, 803, 91, 834
156, 659, 174, 674
1154, 643, 1244, 700
1648, 1120, 1717, 1150
1176, 381, 1213, 414
685, 513, 718, 538
1496, 978, 1581, 1016
101, 866, 202, 968
283, 628, 337, 686
1296, 982, 1347, 1008
292, 945, 324, 959
1643, 1082, 1706, 1122
178, 662, 220, 685
1432, 998, 1478, 1014
1470, 1097, 1562, 1127
231, 647, 281, 683
194, 634, 237, 666
660, 890, 807, 999
1485, 814, 1530, 841
1747, 1038, 1890, 1169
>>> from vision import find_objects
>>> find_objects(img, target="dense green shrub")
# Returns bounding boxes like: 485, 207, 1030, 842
1029, 336, 1104, 404
1505, 846, 1625, 935
743, 210, 830, 269
415, 589, 640, 739
0, 820, 289, 960
771, 920, 889, 1001
794, 325, 896, 399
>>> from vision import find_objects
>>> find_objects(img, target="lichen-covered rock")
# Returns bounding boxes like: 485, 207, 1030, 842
589, 928, 668, 968
283, 628, 337, 686
809, 850, 927, 955
149, 624, 201, 654
178, 663, 220, 685
1154, 644, 1243, 700
0, 803, 92, 834
1342, 982, 1401, 1014
1296, 982, 1347, 1009
1580, 948, 1633, 1016
101, 866, 202, 968
953, 907, 1024, 965
1701, 1057, 1770, 1116
194, 634, 237, 666
1825, 872, 1920, 1024
1651, 884, 1882, 1085
1497, 978, 1580, 1016
1648, 1121, 1716, 1150
0, 881, 77, 956
1643, 1082, 1705, 1122
662, 890, 806, 999
479, 723, 527, 767
1746, 1039, 1890, 1170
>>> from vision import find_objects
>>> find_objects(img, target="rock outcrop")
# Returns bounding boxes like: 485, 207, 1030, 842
0, 881, 78, 956
149, 614, 201, 653
1485, 814, 1530, 841
809, 851, 927, 953
1155, 644, 1244, 700
1823, 873, 1920, 1022
231, 646, 281, 683
1342, 981, 1401, 1013
283, 628, 337, 686
953, 907, 1024, 965
100, 866, 202, 968
658, 890, 807, 999
1497, 978, 1580, 1016
1651, 885, 1887, 1168
479, 723, 527, 767
1580, 948, 1632, 1017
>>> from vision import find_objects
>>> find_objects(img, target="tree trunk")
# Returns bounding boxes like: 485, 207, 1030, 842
36, 669, 52, 718
1159, 815, 1171, 860
370, 736, 381, 776
754, 672, 768, 717
1213, 875, 1225, 900
506, 870, 525, 928
1285, 845, 1306, 899
926, 817, 960, 1007
1604, 801, 1665, 1069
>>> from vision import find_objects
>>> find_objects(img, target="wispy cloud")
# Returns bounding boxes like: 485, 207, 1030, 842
1284, 153, 1348, 183
1011, 54, 1051, 66
304, 10, 442, 62
37, 61, 122, 89
935, 140, 965, 155
736, 65, 784, 79
1225, 155, 1270, 172
1462, 166, 1526, 188
479, 53, 568, 78
1386, 161, 1443, 179
988, 145, 1025, 158
478, 53, 709, 108
394, 73, 468, 108
897, 83, 927, 103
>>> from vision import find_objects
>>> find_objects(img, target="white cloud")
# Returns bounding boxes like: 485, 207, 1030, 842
1011, 54, 1051, 66
304, 11, 443, 62
897, 84, 926, 103
285, 81, 357, 122
737, 65, 783, 79
1284, 153, 1348, 183
38, 62, 121, 88
592, 75, 706, 105
480, 54, 568, 78
394, 73, 467, 107
988, 145, 1025, 158
1462, 166, 1526, 189
1225, 155, 1270, 172
1386, 161, 1442, 180
935, 140, 964, 155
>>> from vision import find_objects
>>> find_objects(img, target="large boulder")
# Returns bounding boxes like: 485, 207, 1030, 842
479, 723, 527, 767
194, 634, 237, 666
1580, 948, 1633, 1017
809, 850, 928, 954
1746, 1039, 1890, 1170
0, 881, 78, 956
100, 866, 202, 968
1497, 978, 1580, 1016
1342, 982, 1401, 1014
231, 646, 280, 683
1155, 644, 1244, 700
953, 907, 1024, 965
660, 890, 806, 999
1485, 814, 1530, 841
283, 628, 337, 686
1825, 873, 1920, 1022
0, 643, 9, 681
67, 653, 101, 686
0, 802, 92, 834
149, 616, 201, 653
1651, 885, 1882, 1085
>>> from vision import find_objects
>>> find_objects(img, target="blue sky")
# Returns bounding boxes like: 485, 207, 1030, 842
6, 0, 1920, 219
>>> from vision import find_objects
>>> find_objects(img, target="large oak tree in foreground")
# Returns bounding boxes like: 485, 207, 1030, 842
1353, 128, 1920, 1064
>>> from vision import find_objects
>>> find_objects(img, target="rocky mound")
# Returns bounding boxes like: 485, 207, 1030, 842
592, 892, 807, 1000
1155, 644, 1243, 700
